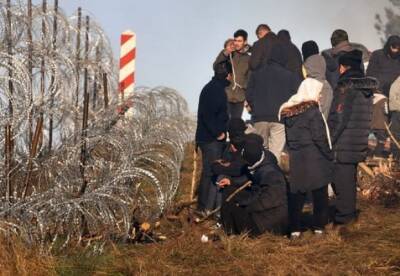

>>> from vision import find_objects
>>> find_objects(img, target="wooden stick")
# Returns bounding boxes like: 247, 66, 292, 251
92, 46, 100, 110
102, 72, 109, 109
22, 117, 44, 199
189, 144, 198, 201
385, 122, 400, 150
37, 0, 47, 153
48, 0, 58, 152
5, 0, 14, 202
78, 15, 90, 196
27, 0, 33, 146
74, 7, 82, 143
358, 162, 374, 177
225, 181, 252, 202
196, 181, 252, 223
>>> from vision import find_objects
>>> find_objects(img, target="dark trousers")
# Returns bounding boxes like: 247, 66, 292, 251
368, 129, 390, 158
197, 141, 225, 211
391, 111, 400, 158
288, 185, 329, 232
227, 102, 244, 119
332, 163, 358, 224
220, 186, 260, 236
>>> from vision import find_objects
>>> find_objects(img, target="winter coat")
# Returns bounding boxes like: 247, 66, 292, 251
282, 102, 333, 193
246, 45, 302, 123
278, 33, 303, 78
195, 77, 229, 143
328, 69, 376, 164
213, 48, 250, 103
389, 76, 400, 112
367, 36, 400, 97
249, 32, 278, 72
236, 150, 288, 234
304, 54, 334, 119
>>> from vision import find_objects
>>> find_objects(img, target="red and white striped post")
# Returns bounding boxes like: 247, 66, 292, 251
119, 30, 136, 116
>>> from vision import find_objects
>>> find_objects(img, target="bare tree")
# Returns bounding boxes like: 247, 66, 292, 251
376, 0, 400, 44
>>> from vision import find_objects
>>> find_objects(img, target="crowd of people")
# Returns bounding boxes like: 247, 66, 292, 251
195, 24, 400, 239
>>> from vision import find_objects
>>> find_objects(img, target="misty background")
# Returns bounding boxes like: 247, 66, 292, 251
34, 0, 398, 111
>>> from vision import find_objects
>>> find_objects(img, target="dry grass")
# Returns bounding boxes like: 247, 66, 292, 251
1, 144, 400, 275
0, 236, 56, 276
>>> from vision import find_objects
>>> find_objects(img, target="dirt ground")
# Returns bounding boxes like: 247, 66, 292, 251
1, 144, 400, 275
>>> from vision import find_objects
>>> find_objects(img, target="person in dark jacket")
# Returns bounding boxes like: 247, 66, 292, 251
367, 35, 400, 97
277, 29, 303, 78
246, 44, 302, 162
328, 50, 376, 225
322, 29, 367, 89
279, 75, 333, 238
211, 118, 251, 209
219, 136, 288, 236
195, 61, 231, 212
248, 24, 278, 72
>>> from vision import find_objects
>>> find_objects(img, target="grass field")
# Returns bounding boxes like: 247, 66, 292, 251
1, 144, 400, 275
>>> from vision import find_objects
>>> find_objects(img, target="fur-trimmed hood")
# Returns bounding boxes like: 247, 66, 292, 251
279, 78, 332, 149
280, 101, 319, 119
338, 75, 378, 98
279, 78, 323, 119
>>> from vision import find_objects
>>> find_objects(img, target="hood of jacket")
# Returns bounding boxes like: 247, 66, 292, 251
304, 54, 327, 81
268, 43, 288, 67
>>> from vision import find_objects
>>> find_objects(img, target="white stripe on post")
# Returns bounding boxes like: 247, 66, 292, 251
119, 30, 136, 117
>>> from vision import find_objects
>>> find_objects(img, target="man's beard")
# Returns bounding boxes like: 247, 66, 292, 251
389, 50, 400, 59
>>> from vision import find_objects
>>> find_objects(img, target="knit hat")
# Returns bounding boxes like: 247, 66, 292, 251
231, 133, 264, 152
241, 139, 264, 166
338, 49, 363, 70
227, 118, 246, 139
214, 60, 233, 79
301, 40, 319, 62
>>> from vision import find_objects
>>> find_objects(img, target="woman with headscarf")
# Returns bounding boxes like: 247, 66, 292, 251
279, 62, 333, 238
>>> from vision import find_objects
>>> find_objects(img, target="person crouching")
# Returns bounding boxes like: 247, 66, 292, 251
218, 135, 288, 236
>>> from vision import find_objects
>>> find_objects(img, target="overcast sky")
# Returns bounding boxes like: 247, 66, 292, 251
34, 0, 390, 111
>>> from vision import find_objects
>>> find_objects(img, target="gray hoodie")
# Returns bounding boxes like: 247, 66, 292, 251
304, 55, 333, 118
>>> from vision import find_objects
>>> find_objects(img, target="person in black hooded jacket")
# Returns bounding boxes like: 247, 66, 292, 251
218, 136, 288, 236
277, 29, 303, 79
367, 35, 400, 97
195, 61, 231, 212
328, 50, 376, 225
246, 43, 302, 162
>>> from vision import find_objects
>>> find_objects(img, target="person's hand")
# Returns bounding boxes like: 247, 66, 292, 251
218, 178, 231, 188
214, 159, 231, 167
217, 132, 226, 141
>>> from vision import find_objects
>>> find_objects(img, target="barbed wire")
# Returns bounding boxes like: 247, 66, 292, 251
0, 0, 195, 251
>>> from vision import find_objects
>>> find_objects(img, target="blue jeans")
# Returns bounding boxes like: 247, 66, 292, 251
197, 141, 226, 211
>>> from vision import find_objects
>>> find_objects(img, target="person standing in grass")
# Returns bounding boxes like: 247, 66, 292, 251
328, 50, 376, 226
279, 57, 333, 238
195, 61, 231, 213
